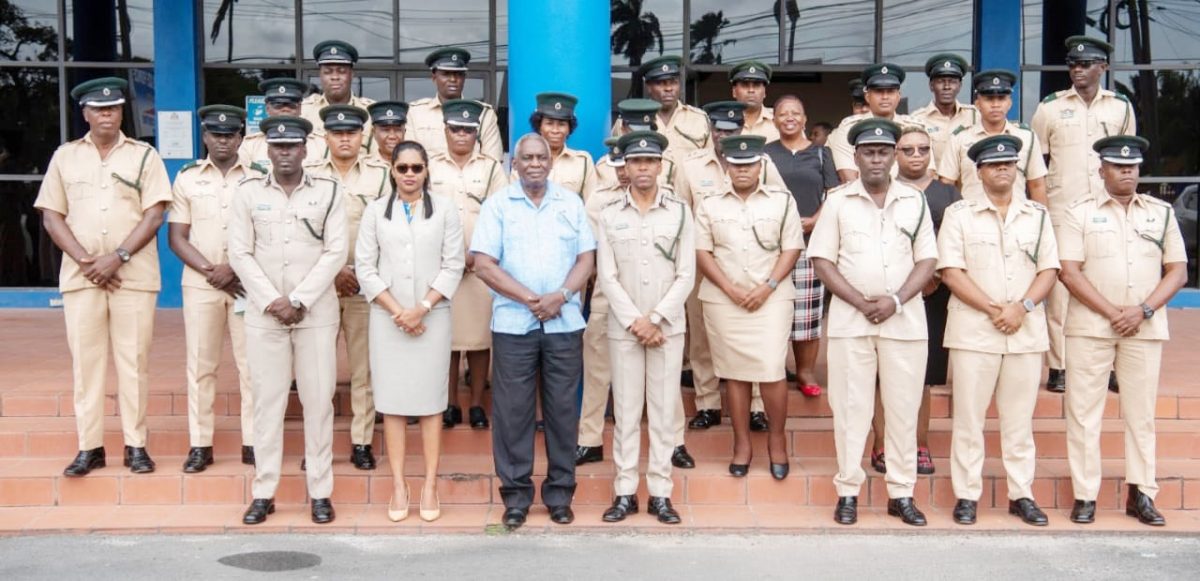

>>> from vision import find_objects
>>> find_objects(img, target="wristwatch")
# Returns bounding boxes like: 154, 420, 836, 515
649, 313, 664, 326
560, 287, 574, 302
1022, 298, 1036, 313
1140, 303, 1155, 320
766, 278, 779, 290
891, 294, 903, 314
288, 294, 303, 310
115, 248, 132, 263
419, 299, 433, 312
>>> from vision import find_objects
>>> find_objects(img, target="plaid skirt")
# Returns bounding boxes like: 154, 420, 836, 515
791, 249, 824, 341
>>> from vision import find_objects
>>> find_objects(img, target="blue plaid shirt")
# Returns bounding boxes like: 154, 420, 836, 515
470, 181, 596, 335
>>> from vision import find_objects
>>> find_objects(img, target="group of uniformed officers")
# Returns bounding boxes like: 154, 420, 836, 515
35, 35, 1187, 528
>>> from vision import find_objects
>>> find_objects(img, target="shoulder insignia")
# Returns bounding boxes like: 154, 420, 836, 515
1024, 199, 1047, 212
1113, 92, 1131, 103
237, 173, 267, 186
1141, 194, 1169, 207
1068, 196, 1094, 209
1041, 91, 1064, 104
247, 162, 268, 174
178, 160, 201, 173
362, 156, 390, 169
1017, 122, 1031, 131
410, 97, 434, 107
825, 181, 852, 196
951, 125, 968, 135
683, 149, 711, 162
947, 199, 974, 212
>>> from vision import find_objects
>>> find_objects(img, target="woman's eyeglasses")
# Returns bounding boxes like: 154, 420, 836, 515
898, 146, 931, 157
393, 164, 425, 174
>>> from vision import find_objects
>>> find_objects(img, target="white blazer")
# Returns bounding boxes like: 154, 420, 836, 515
356, 191, 465, 308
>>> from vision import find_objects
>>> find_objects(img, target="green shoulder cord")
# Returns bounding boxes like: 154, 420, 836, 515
578, 159, 589, 198
1137, 205, 1171, 251
1021, 131, 1034, 177
111, 147, 152, 194
898, 195, 927, 246
466, 160, 496, 205
303, 181, 337, 241
752, 196, 790, 252
674, 125, 707, 149
654, 202, 686, 262
1022, 209, 1047, 265
355, 168, 387, 207
665, 160, 675, 184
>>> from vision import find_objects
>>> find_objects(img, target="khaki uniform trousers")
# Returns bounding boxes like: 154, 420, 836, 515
828, 336, 925, 498
62, 287, 157, 450
687, 289, 763, 413
339, 295, 374, 446
1065, 336, 1162, 501
1045, 226, 1069, 369
610, 334, 684, 498
949, 350, 1041, 501
182, 286, 254, 447
247, 323, 338, 500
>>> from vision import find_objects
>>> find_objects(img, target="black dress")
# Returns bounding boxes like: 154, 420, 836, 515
921, 180, 961, 386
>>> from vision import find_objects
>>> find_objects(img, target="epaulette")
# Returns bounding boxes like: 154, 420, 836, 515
1023, 199, 1048, 212
1141, 194, 1170, 207
409, 97, 434, 107
951, 125, 968, 135
248, 162, 268, 174
302, 158, 326, 168
601, 194, 626, 209
1068, 196, 1094, 209
762, 185, 790, 197
478, 100, 495, 110
237, 173, 267, 186
1041, 90, 1065, 104
824, 181, 853, 197
1113, 92, 1131, 103
178, 160, 202, 173
362, 156, 390, 169
683, 148, 713, 162
836, 113, 869, 128
947, 199, 974, 213
1017, 122, 1031, 131
661, 190, 685, 204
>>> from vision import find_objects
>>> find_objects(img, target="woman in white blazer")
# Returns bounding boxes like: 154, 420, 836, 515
356, 141, 464, 523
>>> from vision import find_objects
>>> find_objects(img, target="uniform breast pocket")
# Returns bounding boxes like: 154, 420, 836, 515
190, 193, 219, 221
1135, 224, 1165, 258
64, 180, 94, 202
251, 210, 282, 245
965, 233, 1000, 270
297, 208, 329, 243
1055, 117, 1084, 146
1084, 227, 1119, 258
653, 222, 683, 260
841, 227, 870, 255
751, 216, 783, 250
608, 227, 639, 265
709, 217, 743, 248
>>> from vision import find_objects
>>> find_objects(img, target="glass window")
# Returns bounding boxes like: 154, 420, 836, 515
1019, 71, 1043, 122
0, 179, 57, 287
610, 0, 684, 68
303, 0, 394, 63
1022, 0, 1107, 66
785, 0, 874, 65
4, 0, 60, 61
203, 0, 296, 64
882, 0, 973, 66
204, 68, 296, 111
688, 0, 779, 65
66, 0, 154, 62
0, 67, 60, 174
1111, 69, 1200, 177
398, 0, 490, 65
497, 0, 508, 65
1111, 1, 1200, 65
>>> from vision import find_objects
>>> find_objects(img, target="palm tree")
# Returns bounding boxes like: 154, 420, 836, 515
209, 0, 238, 63
689, 10, 734, 65
611, 0, 663, 96
773, 0, 800, 63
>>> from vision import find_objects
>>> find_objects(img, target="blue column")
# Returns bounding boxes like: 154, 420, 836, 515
976, 0, 1023, 119
508, 1, 611, 160
151, 0, 202, 308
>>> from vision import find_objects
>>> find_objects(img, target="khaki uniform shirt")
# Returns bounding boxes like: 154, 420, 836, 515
938, 121, 1048, 202
34, 132, 172, 293
806, 179, 938, 339
168, 157, 267, 288
237, 133, 328, 171
227, 171, 348, 329
596, 188, 696, 337
303, 155, 391, 264
299, 93, 377, 136
829, 112, 936, 174
912, 101, 978, 167
1030, 87, 1137, 218
611, 103, 711, 157
511, 146, 595, 200
1058, 192, 1186, 341
937, 197, 1060, 353
743, 106, 780, 143
693, 184, 804, 305
427, 150, 509, 259
584, 185, 627, 314
673, 149, 787, 207
407, 97, 503, 160
594, 151, 680, 191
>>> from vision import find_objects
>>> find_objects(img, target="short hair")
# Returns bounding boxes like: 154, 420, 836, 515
899, 126, 930, 139
529, 111, 578, 137
773, 93, 805, 110
810, 121, 833, 133
514, 132, 550, 156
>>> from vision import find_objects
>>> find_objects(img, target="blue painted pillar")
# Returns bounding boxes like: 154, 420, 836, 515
151, 0, 202, 308
508, 1, 611, 160
976, 0, 1023, 119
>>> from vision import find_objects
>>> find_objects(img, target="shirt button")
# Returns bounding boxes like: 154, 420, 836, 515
101, 229, 108, 235
101, 183, 108, 189
642, 239, 648, 245
286, 220, 293, 224
283, 260, 290, 266
222, 224, 227, 230
641, 259, 648, 265
284, 238, 289, 243
642, 279, 649, 285
1128, 283, 1134, 288
100, 206, 107, 211
742, 267, 749, 272
886, 287, 892, 293
222, 203, 228, 209
1007, 275, 1013, 280
742, 245, 748, 250
101, 162, 108, 168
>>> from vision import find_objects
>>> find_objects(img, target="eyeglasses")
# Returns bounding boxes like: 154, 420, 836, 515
447, 125, 478, 134
393, 164, 425, 174
898, 146, 931, 157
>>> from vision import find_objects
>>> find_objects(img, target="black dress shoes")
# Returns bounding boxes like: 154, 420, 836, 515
688, 409, 721, 430
575, 445, 604, 466
834, 496, 858, 525
1046, 368, 1066, 393
770, 462, 790, 481
953, 499, 977, 524
182, 447, 214, 473
728, 463, 749, 477
242, 498, 275, 525
1070, 499, 1096, 524
442, 405, 462, 428
1108, 370, 1120, 393
124, 446, 155, 474
350, 445, 376, 470
311, 498, 335, 524
469, 406, 489, 429
1126, 485, 1166, 526
549, 505, 574, 524
242, 445, 255, 466
1009, 498, 1049, 526
502, 507, 527, 529
648, 496, 681, 524
63, 447, 106, 477
749, 412, 769, 432
602, 495, 639, 522
671, 445, 696, 469
886, 497, 927, 526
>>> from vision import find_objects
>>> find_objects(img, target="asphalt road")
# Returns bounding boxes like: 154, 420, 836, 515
1, 533, 1197, 580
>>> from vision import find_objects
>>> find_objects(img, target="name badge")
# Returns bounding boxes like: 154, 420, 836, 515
700, 179, 714, 187
1091, 216, 1107, 223
1061, 110, 1075, 120
256, 203, 271, 211
613, 222, 630, 230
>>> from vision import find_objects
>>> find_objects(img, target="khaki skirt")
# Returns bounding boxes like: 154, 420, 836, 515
451, 271, 493, 351
703, 299, 791, 382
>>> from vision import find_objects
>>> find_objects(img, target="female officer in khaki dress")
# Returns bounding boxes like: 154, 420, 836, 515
428, 99, 509, 429
356, 140, 465, 523
693, 135, 803, 480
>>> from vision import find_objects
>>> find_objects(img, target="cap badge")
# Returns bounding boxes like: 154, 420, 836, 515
874, 128, 883, 136
451, 54, 458, 61
749, 66, 756, 73
997, 144, 1006, 152
993, 77, 1000, 85
278, 86, 286, 94
1121, 145, 1131, 157
727, 110, 735, 118
277, 125, 286, 133
462, 110, 470, 118
880, 66, 888, 74
661, 64, 669, 72
336, 112, 345, 121
944, 61, 952, 68
612, 147, 619, 154
218, 113, 227, 122
102, 87, 111, 96
642, 115, 650, 122
385, 109, 394, 117
639, 139, 647, 147
739, 142, 747, 151
330, 47, 338, 55
1077, 44, 1085, 52
554, 102, 562, 110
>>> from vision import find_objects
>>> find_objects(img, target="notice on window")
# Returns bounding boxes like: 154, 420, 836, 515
157, 110, 194, 159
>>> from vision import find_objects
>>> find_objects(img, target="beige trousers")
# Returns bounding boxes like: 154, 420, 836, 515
828, 336, 926, 498
62, 287, 157, 450
610, 333, 684, 497
950, 349, 1041, 501
578, 311, 612, 447
247, 323, 338, 500
1066, 336, 1162, 501
182, 286, 253, 447
687, 290, 763, 413
339, 295, 374, 446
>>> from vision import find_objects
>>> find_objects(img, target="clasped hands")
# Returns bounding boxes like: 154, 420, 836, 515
525, 292, 565, 322
724, 282, 773, 312
629, 316, 666, 347
265, 297, 305, 326
392, 305, 428, 336
79, 253, 123, 290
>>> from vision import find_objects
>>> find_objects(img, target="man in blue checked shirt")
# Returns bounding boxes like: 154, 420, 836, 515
471, 133, 596, 530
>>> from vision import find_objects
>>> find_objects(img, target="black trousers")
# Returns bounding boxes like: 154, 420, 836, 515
491, 328, 583, 510
924, 284, 952, 386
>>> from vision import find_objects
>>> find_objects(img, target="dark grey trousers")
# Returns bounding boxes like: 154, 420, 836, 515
491, 328, 583, 510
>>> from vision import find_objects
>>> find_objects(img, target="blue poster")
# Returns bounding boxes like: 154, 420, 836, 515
245, 95, 267, 135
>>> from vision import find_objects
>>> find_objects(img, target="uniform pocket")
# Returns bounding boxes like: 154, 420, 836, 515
965, 233, 999, 270
190, 193, 219, 221
1084, 228, 1118, 258
842, 228, 869, 254
251, 210, 281, 245
65, 180, 94, 201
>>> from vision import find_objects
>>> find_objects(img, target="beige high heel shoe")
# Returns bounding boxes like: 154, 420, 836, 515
420, 485, 441, 522
388, 482, 410, 522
